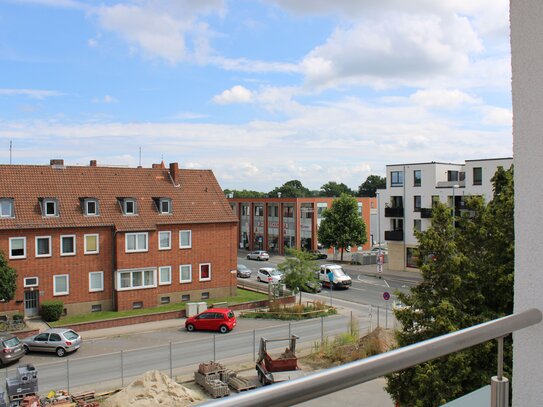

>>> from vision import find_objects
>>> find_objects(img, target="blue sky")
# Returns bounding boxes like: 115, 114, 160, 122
0, 0, 512, 192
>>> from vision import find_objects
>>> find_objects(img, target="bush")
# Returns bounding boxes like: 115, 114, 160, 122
41, 301, 64, 322
12, 314, 24, 321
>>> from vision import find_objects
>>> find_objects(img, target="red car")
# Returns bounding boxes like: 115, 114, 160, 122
185, 308, 237, 334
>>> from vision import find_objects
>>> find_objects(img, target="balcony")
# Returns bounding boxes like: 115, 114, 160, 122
385, 230, 404, 241
384, 207, 404, 217
420, 208, 433, 218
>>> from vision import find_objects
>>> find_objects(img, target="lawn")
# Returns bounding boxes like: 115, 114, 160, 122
50, 289, 267, 326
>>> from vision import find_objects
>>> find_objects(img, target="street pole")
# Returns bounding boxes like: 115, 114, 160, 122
377, 192, 382, 279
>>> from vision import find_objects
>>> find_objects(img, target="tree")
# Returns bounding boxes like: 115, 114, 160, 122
277, 249, 318, 304
0, 251, 17, 303
386, 166, 514, 406
357, 175, 386, 197
317, 194, 367, 262
223, 189, 266, 198
319, 181, 354, 197
269, 180, 311, 198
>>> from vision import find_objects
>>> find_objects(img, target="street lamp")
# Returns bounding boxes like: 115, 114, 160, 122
376, 192, 382, 279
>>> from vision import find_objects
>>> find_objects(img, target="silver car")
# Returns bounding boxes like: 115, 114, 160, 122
237, 264, 252, 278
0, 334, 25, 366
247, 250, 270, 261
22, 328, 82, 357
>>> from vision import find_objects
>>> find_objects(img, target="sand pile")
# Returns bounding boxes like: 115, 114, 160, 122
102, 370, 202, 407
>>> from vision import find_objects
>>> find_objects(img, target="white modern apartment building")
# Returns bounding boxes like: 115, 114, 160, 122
377, 158, 513, 271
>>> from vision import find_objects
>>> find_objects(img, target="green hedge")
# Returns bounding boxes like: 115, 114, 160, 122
41, 300, 64, 322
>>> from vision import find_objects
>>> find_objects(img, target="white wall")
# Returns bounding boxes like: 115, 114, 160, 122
511, 1, 543, 405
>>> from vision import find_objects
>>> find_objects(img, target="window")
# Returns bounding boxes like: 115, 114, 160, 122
35, 236, 51, 257
23, 277, 39, 288
317, 203, 328, 219
91, 304, 102, 312
180, 264, 192, 283
201, 292, 210, 300
357, 202, 362, 216
391, 171, 404, 186
268, 205, 278, 217
432, 195, 440, 207
199, 263, 211, 281
414, 170, 421, 187
181, 294, 190, 302
89, 271, 104, 292
60, 235, 76, 256
283, 206, 294, 218
158, 231, 171, 250
43, 199, 58, 217
117, 269, 156, 290
0, 199, 14, 218
126, 232, 148, 252
159, 266, 172, 285
255, 206, 264, 216
84, 199, 99, 216
406, 248, 420, 268
414, 196, 421, 212
120, 198, 137, 215
179, 230, 192, 249
53, 275, 69, 296
447, 170, 459, 182
156, 198, 172, 214
473, 167, 482, 185
84, 234, 99, 254
414, 219, 422, 234
241, 205, 250, 216
161, 296, 170, 304
9, 237, 26, 259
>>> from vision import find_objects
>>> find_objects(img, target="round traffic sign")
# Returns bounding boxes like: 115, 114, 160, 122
383, 291, 390, 301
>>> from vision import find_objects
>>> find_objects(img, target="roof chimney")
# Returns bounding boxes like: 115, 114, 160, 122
50, 159, 64, 166
90, 160, 97, 167
169, 162, 180, 187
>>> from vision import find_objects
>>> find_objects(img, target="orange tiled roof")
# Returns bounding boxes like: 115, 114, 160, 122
0, 163, 237, 231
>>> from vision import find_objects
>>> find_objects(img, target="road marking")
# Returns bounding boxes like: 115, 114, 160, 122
383, 279, 390, 288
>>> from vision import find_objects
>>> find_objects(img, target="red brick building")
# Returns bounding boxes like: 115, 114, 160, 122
0, 160, 237, 316
228, 197, 375, 255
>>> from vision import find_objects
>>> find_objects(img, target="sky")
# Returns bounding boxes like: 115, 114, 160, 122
0, 0, 512, 192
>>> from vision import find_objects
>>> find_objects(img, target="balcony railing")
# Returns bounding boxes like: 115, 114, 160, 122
384, 207, 404, 217
385, 230, 403, 241
420, 208, 433, 218
202, 308, 542, 407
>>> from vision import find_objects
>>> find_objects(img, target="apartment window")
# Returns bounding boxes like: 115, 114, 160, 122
91, 304, 102, 312
180, 264, 192, 283
414, 170, 421, 187
161, 296, 170, 304
159, 266, 172, 285
432, 195, 440, 207
9, 237, 26, 259
0, 199, 14, 218
284, 206, 294, 218
119, 198, 137, 215
447, 170, 459, 182
60, 235, 76, 256
241, 205, 250, 216
317, 203, 328, 219
53, 274, 69, 296
179, 230, 192, 249
414, 196, 421, 212
42, 199, 58, 217
158, 198, 171, 214
84, 234, 99, 254
201, 292, 210, 300
391, 171, 404, 187
117, 269, 156, 290
23, 277, 39, 288
35, 236, 52, 257
84, 199, 99, 216
255, 206, 264, 216
406, 248, 420, 268
473, 167, 482, 185
268, 205, 278, 217
414, 219, 422, 234
357, 202, 363, 216
199, 263, 211, 281
391, 196, 403, 208
181, 294, 190, 302
89, 271, 104, 292
158, 231, 171, 250
392, 218, 403, 231
126, 232, 148, 252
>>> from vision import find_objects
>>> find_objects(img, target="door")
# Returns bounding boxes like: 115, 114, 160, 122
24, 290, 39, 317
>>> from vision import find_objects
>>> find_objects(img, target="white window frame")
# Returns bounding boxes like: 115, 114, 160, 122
124, 199, 136, 215
159, 266, 172, 285
9, 237, 26, 259
116, 268, 157, 291
23, 277, 39, 288
199, 263, 211, 282
53, 274, 69, 296
0, 199, 14, 218
158, 231, 171, 250
43, 199, 58, 217
89, 271, 104, 292
60, 235, 76, 256
125, 232, 148, 253
159, 199, 171, 214
180, 264, 192, 283
179, 230, 192, 249
85, 199, 99, 216
35, 236, 52, 258
84, 234, 100, 254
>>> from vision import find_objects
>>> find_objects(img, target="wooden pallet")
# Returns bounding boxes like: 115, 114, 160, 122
228, 376, 256, 392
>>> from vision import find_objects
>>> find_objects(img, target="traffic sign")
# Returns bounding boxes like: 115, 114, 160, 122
383, 291, 390, 301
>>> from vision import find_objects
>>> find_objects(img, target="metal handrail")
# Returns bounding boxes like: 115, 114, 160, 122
202, 308, 542, 407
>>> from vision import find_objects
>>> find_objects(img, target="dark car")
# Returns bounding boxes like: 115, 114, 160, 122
307, 250, 328, 260
22, 328, 82, 357
0, 334, 25, 366
236, 264, 252, 278
300, 280, 322, 293
185, 308, 237, 334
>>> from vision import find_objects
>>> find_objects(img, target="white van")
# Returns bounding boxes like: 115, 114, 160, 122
316, 264, 352, 289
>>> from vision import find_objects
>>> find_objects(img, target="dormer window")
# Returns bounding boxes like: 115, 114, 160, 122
154, 198, 172, 214
0, 198, 14, 218
40, 198, 58, 217
81, 198, 99, 216
118, 198, 137, 215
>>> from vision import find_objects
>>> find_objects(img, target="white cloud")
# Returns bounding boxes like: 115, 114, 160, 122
0, 89, 64, 99
171, 111, 208, 120
91, 95, 118, 104
480, 106, 512, 127
410, 88, 481, 108
87, 38, 98, 48
213, 85, 253, 104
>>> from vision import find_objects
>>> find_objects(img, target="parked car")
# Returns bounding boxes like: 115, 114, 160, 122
185, 308, 237, 334
236, 264, 252, 278
22, 328, 81, 357
246, 250, 270, 261
300, 280, 322, 293
316, 264, 352, 289
257, 267, 283, 283
307, 250, 328, 260
0, 334, 25, 366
